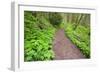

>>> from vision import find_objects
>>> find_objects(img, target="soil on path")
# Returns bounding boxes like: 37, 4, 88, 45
53, 29, 85, 60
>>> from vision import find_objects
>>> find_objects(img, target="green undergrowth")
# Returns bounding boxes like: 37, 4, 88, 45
24, 11, 56, 61
64, 23, 90, 58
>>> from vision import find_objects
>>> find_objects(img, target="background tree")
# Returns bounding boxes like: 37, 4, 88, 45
49, 12, 63, 27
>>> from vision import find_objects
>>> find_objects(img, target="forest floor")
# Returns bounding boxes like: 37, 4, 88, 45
53, 29, 85, 60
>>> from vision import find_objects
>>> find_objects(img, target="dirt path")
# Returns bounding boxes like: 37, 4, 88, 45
53, 29, 85, 60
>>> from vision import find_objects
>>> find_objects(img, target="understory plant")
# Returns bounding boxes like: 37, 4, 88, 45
64, 23, 90, 58
24, 11, 55, 61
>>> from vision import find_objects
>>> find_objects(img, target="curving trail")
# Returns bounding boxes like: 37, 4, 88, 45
53, 29, 85, 60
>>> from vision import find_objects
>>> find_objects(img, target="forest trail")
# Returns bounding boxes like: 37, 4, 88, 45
53, 29, 85, 60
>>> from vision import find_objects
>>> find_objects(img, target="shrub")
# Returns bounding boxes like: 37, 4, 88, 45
24, 11, 55, 61
65, 24, 90, 58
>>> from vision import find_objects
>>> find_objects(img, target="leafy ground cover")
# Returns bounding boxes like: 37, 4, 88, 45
64, 23, 90, 58
24, 11, 56, 61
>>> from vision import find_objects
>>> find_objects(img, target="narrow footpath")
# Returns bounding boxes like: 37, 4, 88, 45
53, 29, 85, 60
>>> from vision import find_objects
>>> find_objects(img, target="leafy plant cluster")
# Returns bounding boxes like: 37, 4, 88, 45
24, 11, 55, 61
65, 23, 90, 58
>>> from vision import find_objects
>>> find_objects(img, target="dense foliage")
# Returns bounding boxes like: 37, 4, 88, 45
64, 23, 90, 58
24, 11, 55, 61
